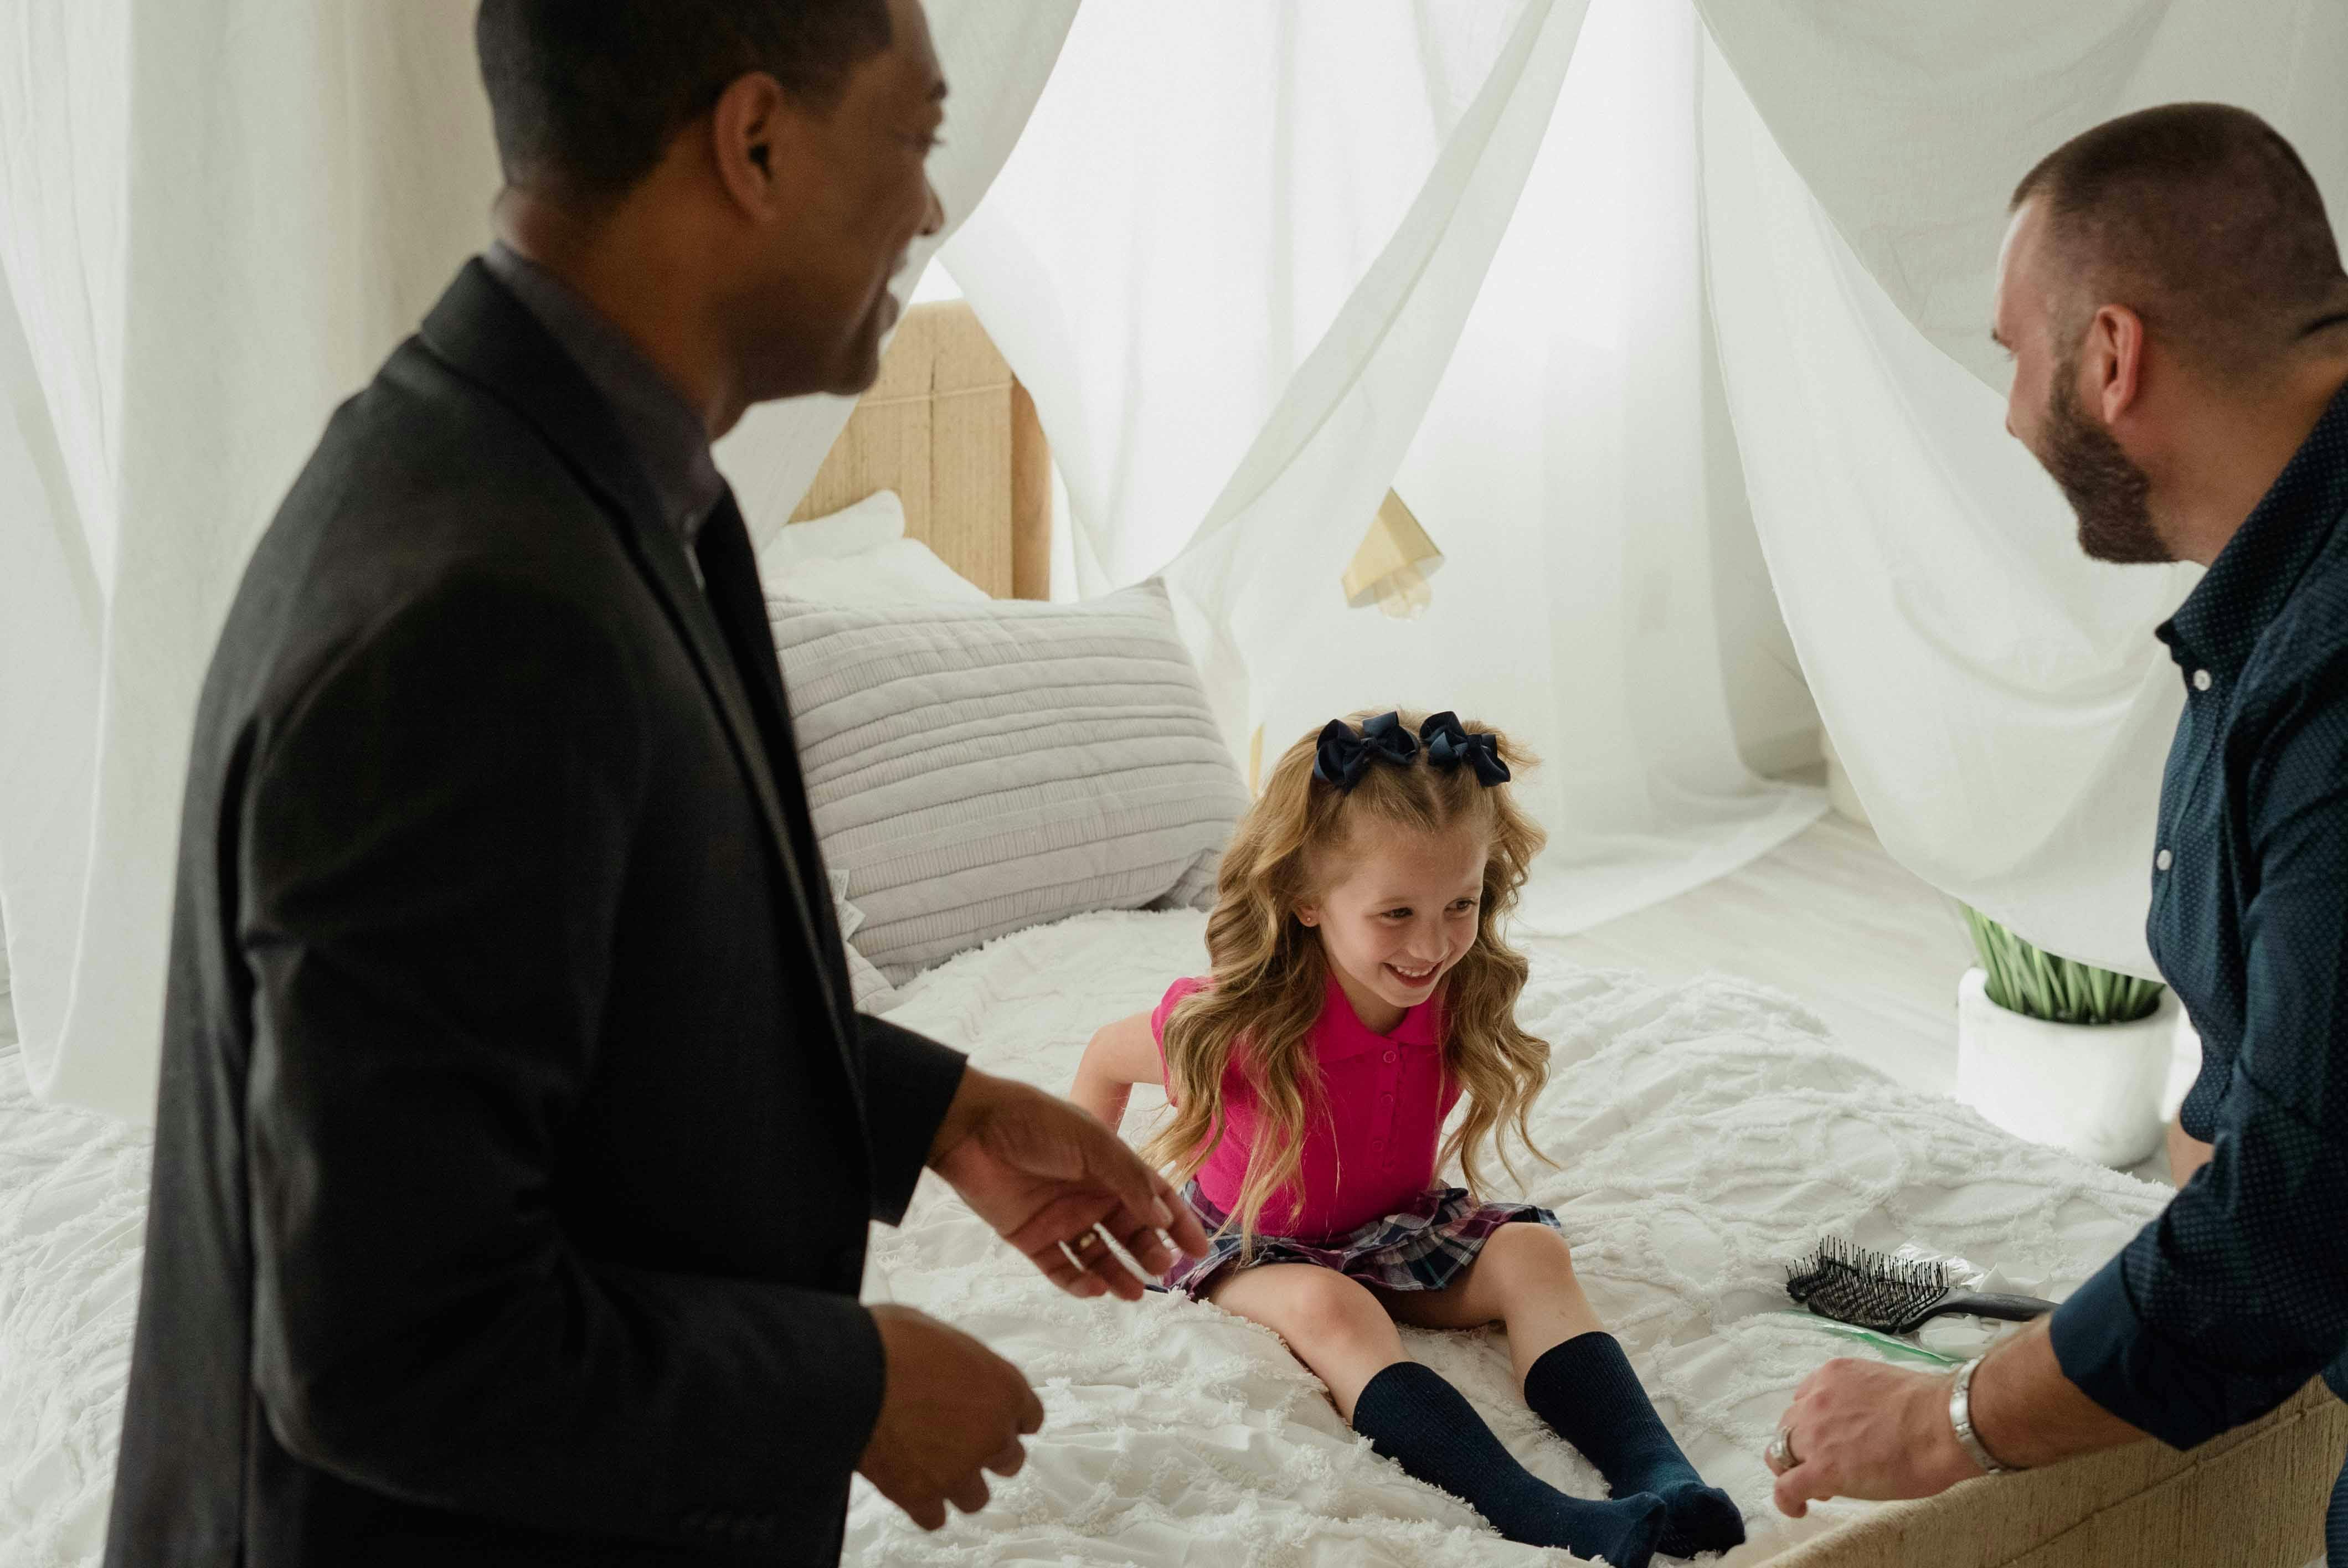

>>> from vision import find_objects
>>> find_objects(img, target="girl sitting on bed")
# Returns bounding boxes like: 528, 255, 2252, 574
1072, 710, 1743, 1568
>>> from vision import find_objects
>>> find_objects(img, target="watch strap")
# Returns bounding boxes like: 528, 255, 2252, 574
1950, 1355, 2020, 1474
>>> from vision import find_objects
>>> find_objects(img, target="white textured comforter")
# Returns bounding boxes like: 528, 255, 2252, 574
1, 910, 2170, 1567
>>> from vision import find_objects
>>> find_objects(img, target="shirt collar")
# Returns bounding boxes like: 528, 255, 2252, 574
2158, 380, 2348, 680
1318, 972, 1444, 1061
481, 243, 728, 547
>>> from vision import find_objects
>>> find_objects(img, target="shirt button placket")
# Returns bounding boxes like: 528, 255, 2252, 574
1381, 1048, 1399, 1170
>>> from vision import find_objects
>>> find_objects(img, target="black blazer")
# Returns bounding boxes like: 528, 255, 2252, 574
103, 261, 970, 1567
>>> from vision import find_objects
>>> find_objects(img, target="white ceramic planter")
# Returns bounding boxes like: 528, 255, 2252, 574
1955, 967, 2177, 1169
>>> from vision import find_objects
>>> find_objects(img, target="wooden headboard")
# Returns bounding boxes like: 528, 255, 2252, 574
788, 300, 1052, 600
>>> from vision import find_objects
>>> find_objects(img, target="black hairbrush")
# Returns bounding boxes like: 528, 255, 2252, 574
1786, 1239, 2058, 1335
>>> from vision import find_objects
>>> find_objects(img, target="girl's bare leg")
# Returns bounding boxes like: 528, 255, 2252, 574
1371, 1222, 1602, 1389
1207, 1262, 1407, 1419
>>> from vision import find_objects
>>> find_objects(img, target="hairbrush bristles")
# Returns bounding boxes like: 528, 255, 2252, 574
1786, 1237, 1955, 1335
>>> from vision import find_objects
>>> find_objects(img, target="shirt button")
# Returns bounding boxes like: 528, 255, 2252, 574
2156, 848, 2174, 871
1382, 1092, 1393, 1103
2192, 669, 2212, 692
1373, 1137, 1385, 1149
1383, 1050, 1396, 1063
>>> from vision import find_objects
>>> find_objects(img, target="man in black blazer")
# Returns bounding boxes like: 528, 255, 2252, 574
102, 2, 1208, 1562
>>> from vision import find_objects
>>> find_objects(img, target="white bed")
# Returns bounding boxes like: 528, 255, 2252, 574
840, 908, 2180, 1565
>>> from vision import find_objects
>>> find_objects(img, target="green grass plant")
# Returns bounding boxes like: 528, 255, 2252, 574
1961, 906, 2165, 1025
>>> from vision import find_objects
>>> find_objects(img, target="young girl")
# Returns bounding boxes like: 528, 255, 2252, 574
1073, 710, 1743, 1567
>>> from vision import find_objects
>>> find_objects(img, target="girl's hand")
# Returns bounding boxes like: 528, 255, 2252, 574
928, 1068, 1209, 1299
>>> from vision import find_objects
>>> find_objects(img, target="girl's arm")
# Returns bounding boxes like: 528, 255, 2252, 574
1070, 1011, 1163, 1133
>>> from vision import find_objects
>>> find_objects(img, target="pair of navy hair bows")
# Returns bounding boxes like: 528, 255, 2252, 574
1311, 710, 1511, 792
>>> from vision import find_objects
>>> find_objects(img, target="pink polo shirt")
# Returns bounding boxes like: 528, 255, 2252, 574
1150, 974, 1460, 1240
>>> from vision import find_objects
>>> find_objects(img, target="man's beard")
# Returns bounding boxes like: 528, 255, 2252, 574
2037, 362, 2171, 564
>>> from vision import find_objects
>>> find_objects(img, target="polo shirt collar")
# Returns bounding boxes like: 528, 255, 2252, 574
2159, 380, 2348, 681
1319, 972, 1443, 1061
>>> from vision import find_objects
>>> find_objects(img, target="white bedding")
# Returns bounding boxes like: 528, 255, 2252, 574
0, 910, 2171, 1567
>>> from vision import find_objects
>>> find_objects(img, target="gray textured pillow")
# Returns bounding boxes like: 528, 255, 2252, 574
768, 579, 1249, 984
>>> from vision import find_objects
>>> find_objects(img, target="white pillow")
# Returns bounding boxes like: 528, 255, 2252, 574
756, 489, 906, 578
769, 580, 1248, 984
769, 537, 990, 606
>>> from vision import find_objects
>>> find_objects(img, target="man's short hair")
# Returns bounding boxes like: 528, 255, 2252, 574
476, 0, 893, 200
2011, 103, 2348, 379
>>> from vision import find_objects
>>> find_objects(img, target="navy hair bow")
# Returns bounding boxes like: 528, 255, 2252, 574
1312, 711, 1417, 791
1419, 710, 1511, 786
1311, 710, 1511, 792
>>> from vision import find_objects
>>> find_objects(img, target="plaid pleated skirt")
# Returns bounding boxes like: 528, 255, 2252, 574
1158, 1179, 1563, 1301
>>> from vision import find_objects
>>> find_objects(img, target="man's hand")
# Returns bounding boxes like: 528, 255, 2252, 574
1764, 1358, 1981, 1517
928, 1067, 1212, 1301
857, 1304, 1043, 1531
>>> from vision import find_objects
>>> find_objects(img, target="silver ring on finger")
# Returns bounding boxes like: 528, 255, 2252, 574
1070, 1230, 1103, 1256
1766, 1427, 1800, 1469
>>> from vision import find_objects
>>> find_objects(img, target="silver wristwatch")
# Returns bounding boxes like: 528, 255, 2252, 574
1949, 1355, 2019, 1475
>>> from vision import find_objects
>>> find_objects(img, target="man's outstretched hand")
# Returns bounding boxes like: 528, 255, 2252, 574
927, 1067, 1210, 1299
857, 1304, 1042, 1531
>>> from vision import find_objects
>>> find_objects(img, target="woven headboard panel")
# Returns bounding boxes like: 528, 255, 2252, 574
788, 300, 1051, 600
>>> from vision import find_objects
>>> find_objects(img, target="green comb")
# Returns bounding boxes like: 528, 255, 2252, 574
1769, 1311, 1963, 1368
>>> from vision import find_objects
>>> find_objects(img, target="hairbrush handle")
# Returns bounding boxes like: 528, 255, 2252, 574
1939, 1291, 2059, 1324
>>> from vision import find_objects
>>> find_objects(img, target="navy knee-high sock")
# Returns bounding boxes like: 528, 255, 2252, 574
2327, 1449, 2346, 1567
1352, 1361, 1665, 1568
1524, 1332, 1746, 1558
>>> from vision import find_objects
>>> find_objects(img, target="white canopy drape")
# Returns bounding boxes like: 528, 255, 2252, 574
0, 0, 1076, 1117
1, 1, 506, 1118
1697, 0, 2348, 976
12, 0, 2348, 1111
946, 0, 1828, 935
959, 0, 2348, 964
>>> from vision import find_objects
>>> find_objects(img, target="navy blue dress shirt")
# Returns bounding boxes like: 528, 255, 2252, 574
2048, 382, 2348, 1449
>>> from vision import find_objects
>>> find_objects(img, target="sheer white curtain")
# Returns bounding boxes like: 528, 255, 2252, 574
1247, 0, 1825, 931
1697, 0, 2348, 974
1, 0, 501, 1119
949, 0, 1824, 932
943, 1, 1535, 601
0, 0, 1077, 1117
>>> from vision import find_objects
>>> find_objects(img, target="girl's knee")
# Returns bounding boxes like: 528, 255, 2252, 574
1224, 1266, 1394, 1360
1281, 1268, 1390, 1343
1484, 1220, 1575, 1279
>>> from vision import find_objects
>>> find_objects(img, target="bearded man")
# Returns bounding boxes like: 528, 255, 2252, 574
1763, 102, 2348, 1564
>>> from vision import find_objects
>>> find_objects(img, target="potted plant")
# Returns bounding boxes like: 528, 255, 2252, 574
1954, 907, 2176, 1169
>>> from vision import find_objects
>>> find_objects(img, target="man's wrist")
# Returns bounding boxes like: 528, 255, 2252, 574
1948, 1356, 2019, 1475
1910, 1370, 1988, 1489
925, 1063, 987, 1167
